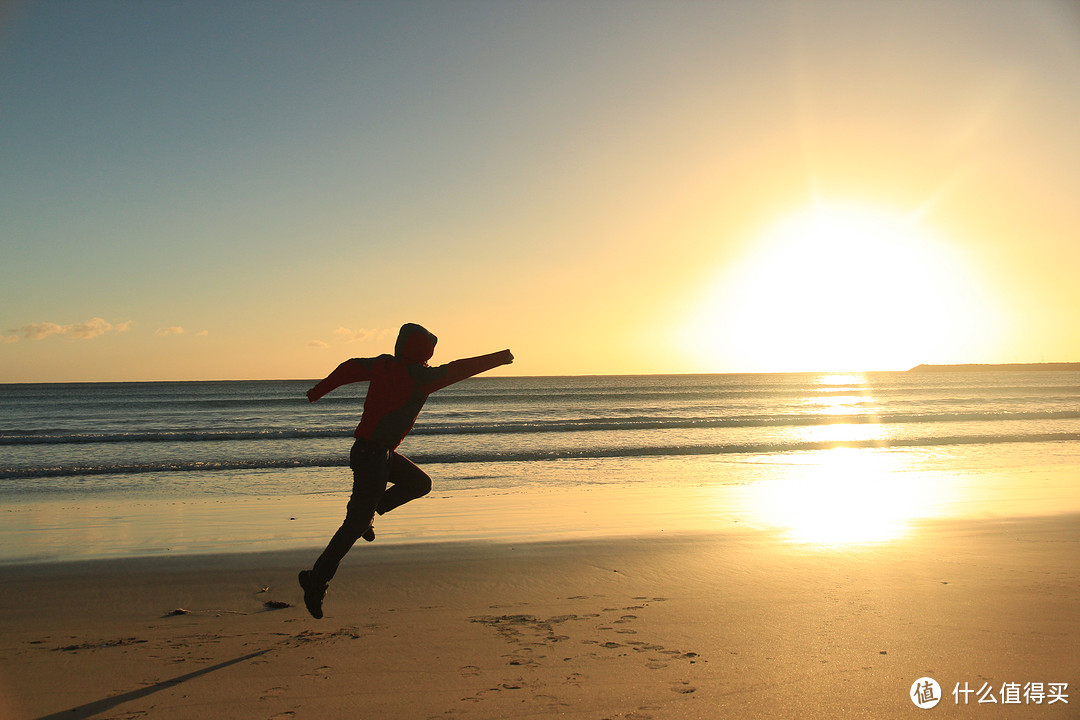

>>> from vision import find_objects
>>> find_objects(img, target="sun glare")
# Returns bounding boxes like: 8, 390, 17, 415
744, 448, 944, 545
683, 203, 990, 372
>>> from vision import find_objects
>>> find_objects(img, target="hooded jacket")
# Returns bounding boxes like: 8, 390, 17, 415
306, 323, 511, 450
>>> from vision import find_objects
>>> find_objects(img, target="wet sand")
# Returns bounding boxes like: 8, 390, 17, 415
1, 513, 1078, 719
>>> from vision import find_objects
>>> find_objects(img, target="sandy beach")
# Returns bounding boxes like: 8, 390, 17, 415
2, 509, 1077, 720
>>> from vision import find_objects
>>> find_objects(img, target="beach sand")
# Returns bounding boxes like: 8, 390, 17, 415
1, 512, 1078, 719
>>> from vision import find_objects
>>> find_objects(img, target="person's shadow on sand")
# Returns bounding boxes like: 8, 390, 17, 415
32, 648, 271, 720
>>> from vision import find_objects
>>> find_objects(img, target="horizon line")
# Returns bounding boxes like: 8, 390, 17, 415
4, 361, 1080, 385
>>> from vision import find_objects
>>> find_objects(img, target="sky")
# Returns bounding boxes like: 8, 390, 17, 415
2, 1, 1079, 382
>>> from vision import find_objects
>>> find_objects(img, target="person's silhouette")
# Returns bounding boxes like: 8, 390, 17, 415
298, 323, 513, 618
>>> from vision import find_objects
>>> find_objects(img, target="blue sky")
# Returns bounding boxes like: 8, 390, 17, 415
3, 1, 1080, 381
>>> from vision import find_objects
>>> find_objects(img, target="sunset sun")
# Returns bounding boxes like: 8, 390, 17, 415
684, 202, 990, 372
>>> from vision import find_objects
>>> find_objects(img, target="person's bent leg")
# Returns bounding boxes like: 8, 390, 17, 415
311, 442, 389, 584
310, 512, 374, 585
376, 452, 432, 516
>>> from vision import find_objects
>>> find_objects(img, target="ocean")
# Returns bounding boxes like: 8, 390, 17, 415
2, 371, 1079, 561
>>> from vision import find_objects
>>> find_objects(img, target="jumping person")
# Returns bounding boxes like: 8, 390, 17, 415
298, 323, 513, 618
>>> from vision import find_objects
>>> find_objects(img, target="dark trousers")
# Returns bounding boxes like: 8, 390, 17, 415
312, 440, 432, 583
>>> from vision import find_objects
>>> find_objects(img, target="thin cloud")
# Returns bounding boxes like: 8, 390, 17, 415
333, 327, 378, 343
333, 327, 374, 343
19, 322, 68, 340
333, 327, 395, 344
312, 327, 392, 348
13, 317, 131, 341
155, 326, 185, 336
66, 318, 120, 339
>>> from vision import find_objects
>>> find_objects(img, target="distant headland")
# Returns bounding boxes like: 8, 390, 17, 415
908, 362, 1080, 372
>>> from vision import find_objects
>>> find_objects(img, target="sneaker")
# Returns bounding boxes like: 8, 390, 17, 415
298, 570, 327, 619
362, 525, 375, 542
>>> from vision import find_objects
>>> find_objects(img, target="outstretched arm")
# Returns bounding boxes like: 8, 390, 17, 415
422, 349, 513, 394
306, 358, 375, 402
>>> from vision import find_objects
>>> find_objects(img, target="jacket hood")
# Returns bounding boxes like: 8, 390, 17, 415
394, 323, 438, 364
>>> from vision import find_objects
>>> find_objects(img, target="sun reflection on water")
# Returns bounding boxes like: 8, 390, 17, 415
744, 448, 948, 546
805, 373, 876, 416
815, 373, 865, 386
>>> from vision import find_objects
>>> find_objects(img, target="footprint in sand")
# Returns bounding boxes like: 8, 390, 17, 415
564, 672, 585, 686
461, 680, 529, 703
670, 681, 697, 694
504, 648, 542, 668
533, 692, 571, 710
459, 665, 481, 677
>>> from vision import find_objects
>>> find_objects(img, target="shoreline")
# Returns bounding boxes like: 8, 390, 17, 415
908, 362, 1080, 372
2, 514, 1077, 719
3, 507, 1078, 575
6, 439, 1080, 565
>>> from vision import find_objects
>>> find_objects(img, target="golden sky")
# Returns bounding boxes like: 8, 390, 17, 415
2, 1, 1079, 381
